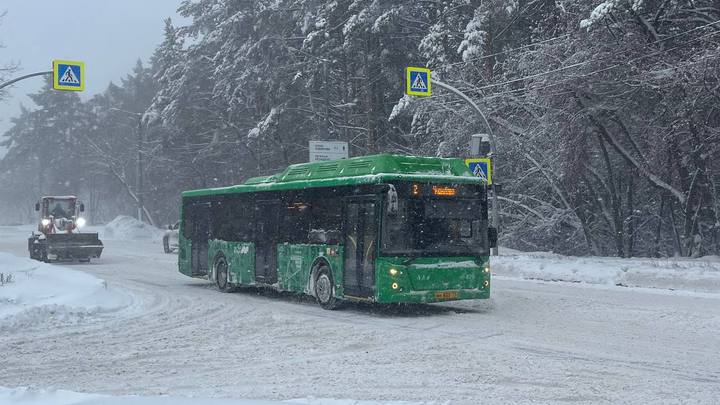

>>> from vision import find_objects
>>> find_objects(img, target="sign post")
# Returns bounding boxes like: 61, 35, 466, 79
404, 66, 499, 255
0, 60, 86, 92
309, 141, 349, 162
52, 60, 85, 91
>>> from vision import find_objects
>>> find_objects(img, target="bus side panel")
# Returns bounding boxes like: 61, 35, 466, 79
178, 235, 193, 277
207, 239, 255, 285
277, 244, 344, 298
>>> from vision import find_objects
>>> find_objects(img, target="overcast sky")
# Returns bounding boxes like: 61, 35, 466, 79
0, 0, 187, 138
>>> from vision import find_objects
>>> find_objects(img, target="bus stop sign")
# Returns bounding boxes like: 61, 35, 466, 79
465, 158, 492, 185
53, 60, 85, 91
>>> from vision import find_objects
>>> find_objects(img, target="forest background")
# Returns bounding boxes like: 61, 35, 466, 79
1, 0, 719, 258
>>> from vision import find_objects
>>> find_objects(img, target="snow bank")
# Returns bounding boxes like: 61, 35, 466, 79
101, 215, 164, 240
494, 249, 720, 293
0, 253, 129, 329
0, 387, 422, 405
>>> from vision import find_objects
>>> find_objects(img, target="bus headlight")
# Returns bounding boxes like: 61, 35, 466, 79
391, 282, 399, 290
41, 219, 51, 226
484, 265, 490, 273
483, 280, 490, 288
76, 217, 86, 228
389, 268, 399, 276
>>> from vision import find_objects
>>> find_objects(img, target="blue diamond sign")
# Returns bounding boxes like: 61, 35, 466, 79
465, 158, 492, 185
53, 60, 85, 91
406, 67, 431, 97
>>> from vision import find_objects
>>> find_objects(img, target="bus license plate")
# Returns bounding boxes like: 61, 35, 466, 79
434, 291, 458, 300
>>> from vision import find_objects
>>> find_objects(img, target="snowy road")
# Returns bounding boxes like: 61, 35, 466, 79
1, 225, 719, 404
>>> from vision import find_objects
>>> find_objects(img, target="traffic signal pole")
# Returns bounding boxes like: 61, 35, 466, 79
0, 71, 52, 91
433, 78, 500, 256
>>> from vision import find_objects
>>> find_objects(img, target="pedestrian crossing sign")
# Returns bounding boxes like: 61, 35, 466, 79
53, 60, 85, 91
465, 158, 492, 185
406, 67, 432, 97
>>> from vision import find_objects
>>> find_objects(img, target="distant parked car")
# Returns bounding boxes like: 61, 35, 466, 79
163, 221, 180, 253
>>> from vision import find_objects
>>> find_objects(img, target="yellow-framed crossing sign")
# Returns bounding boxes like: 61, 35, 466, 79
52, 60, 85, 91
465, 158, 492, 185
405, 66, 432, 97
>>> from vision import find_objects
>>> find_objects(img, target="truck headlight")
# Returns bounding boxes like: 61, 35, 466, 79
76, 217, 86, 228
41, 219, 51, 226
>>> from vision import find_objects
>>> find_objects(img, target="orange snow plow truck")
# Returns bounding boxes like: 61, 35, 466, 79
28, 196, 103, 263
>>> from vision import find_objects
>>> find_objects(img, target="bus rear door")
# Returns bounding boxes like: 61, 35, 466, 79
255, 201, 280, 284
190, 201, 211, 276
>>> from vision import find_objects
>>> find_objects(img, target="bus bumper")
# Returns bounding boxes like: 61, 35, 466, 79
374, 256, 491, 304
376, 286, 490, 304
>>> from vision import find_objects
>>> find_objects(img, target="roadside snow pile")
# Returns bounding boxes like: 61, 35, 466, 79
494, 249, 720, 293
102, 215, 164, 240
0, 387, 422, 405
0, 253, 129, 329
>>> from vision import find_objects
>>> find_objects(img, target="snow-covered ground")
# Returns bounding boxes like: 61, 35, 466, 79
0, 252, 131, 329
494, 248, 720, 294
0, 387, 419, 405
0, 224, 719, 404
101, 215, 166, 241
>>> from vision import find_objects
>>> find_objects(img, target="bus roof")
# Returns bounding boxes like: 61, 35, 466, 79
181, 154, 481, 198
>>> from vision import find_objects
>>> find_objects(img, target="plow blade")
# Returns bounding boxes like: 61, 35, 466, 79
45, 233, 104, 260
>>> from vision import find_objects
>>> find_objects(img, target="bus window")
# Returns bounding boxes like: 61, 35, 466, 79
182, 200, 194, 239
308, 198, 342, 244
281, 201, 310, 243
213, 197, 254, 242
382, 198, 487, 256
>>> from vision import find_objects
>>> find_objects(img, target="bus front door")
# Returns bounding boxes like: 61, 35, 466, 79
343, 199, 377, 298
255, 201, 279, 284
191, 202, 211, 276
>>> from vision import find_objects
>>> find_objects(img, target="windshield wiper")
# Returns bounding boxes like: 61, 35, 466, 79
402, 255, 424, 265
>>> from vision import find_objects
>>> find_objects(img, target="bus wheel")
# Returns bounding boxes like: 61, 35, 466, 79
214, 254, 233, 293
314, 265, 339, 310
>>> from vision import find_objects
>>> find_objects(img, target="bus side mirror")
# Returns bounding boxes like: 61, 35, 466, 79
387, 185, 398, 216
79, 203, 85, 212
35, 202, 40, 211
488, 227, 498, 249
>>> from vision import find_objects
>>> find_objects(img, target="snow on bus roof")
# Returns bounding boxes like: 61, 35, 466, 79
182, 154, 481, 198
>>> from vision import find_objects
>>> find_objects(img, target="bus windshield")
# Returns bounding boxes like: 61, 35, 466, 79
381, 198, 488, 257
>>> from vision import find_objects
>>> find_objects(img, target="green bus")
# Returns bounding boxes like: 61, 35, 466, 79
178, 154, 496, 309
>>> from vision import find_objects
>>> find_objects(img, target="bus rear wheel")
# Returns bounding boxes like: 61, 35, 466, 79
314, 265, 339, 310
214, 254, 234, 293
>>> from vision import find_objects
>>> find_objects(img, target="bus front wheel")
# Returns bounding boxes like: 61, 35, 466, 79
213, 254, 234, 293
314, 265, 339, 310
